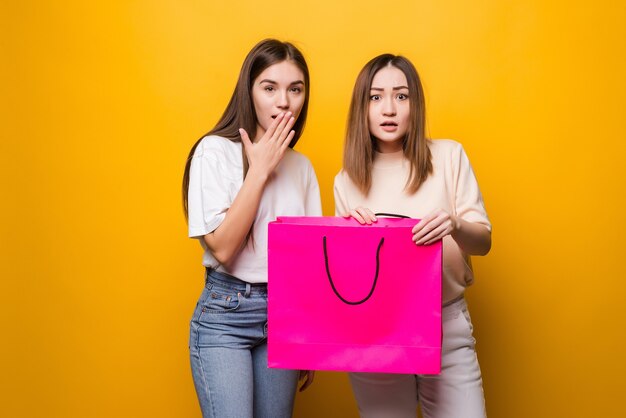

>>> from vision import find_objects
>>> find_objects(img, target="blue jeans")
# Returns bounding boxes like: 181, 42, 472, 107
189, 269, 299, 418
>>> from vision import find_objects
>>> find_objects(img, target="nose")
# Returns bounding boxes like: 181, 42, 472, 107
382, 97, 396, 116
276, 90, 290, 110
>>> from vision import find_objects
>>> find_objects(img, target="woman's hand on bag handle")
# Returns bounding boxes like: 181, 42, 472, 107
348, 207, 377, 225
412, 208, 457, 245
412, 208, 491, 255
239, 111, 296, 182
299, 370, 315, 392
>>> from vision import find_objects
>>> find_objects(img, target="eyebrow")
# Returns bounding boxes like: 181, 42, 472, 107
258, 79, 305, 85
370, 86, 409, 91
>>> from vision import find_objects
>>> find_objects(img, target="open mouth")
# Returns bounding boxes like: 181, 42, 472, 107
380, 121, 398, 132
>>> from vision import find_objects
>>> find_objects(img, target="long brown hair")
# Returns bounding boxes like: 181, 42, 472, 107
343, 54, 432, 195
182, 39, 310, 219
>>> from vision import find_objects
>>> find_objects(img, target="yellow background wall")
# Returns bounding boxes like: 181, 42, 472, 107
2, 1, 625, 417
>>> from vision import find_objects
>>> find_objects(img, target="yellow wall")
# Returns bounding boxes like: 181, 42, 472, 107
2, 1, 625, 417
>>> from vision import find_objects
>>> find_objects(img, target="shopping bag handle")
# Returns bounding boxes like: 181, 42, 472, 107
322, 236, 384, 305
374, 212, 409, 218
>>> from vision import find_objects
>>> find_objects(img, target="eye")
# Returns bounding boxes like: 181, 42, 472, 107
370, 95, 381, 101
397, 93, 408, 100
289, 86, 302, 93
264, 86, 275, 92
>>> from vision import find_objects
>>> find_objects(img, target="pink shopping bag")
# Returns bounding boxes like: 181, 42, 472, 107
267, 216, 442, 374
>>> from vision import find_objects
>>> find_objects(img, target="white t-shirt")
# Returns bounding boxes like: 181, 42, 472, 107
188, 135, 322, 283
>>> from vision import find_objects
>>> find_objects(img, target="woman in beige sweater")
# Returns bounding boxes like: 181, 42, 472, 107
334, 54, 491, 418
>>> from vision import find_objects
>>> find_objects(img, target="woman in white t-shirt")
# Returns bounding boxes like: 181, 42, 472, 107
182, 39, 321, 418
334, 54, 492, 418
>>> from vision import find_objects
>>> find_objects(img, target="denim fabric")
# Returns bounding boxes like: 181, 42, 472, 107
189, 269, 299, 418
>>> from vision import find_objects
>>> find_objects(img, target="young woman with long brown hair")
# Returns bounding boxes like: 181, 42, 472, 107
183, 39, 320, 418
334, 54, 491, 418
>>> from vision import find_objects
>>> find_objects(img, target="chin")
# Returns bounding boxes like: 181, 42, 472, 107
378, 135, 403, 143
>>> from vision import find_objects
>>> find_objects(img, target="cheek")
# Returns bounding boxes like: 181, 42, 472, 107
253, 97, 271, 123
400, 107, 411, 126
252, 96, 263, 116
367, 107, 376, 127
367, 116, 375, 132
292, 96, 306, 117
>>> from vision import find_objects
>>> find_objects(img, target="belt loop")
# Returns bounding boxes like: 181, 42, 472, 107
204, 267, 214, 289
245, 283, 251, 298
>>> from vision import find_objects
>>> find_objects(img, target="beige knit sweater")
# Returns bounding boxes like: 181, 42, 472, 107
334, 139, 491, 304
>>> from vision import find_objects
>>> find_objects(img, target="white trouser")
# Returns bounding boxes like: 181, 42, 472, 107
349, 297, 486, 418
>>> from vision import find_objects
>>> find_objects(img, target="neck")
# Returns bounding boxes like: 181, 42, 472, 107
375, 139, 403, 153
373, 148, 404, 167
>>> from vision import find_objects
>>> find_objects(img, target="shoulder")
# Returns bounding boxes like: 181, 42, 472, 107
193, 135, 240, 156
333, 168, 346, 184
285, 147, 311, 163
333, 169, 355, 191
282, 148, 315, 173
285, 147, 312, 164
428, 139, 464, 158
192, 135, 242, 168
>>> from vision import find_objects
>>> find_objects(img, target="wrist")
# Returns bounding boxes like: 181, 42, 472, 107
246, 166, 270, 185
451, 215, 462, 235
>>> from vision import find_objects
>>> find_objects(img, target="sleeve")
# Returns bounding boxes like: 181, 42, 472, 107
333, 172, 350, 217
187, 144, 232, 238
305, 162, 323, 216
453, 144, 491, 231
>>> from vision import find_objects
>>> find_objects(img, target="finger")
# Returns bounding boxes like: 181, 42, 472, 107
239, 128, 253, 151
350, 209, 366, 225
355, 207, 373, 225
416, 222, 449, 245
261, 112, 285, 142
278, 116, 296, 146
299, 371, 315, 392
412, 213, 435, 234
280, 129, 296, 152
413, 208, 446, 233
414, 209, 448, 237
424, 222, 454, 245
364, 208, 377, 223
413, 217, 442, 242
270, 111, 292, 142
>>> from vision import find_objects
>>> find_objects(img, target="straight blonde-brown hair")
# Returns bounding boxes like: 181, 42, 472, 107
343, 54, 432, 195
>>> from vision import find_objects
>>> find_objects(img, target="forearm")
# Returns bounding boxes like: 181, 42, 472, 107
451, 217, 492, 256
203, 168, 268, 264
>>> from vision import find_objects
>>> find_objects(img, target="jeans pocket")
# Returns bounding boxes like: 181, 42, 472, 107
199, 288, 241, 317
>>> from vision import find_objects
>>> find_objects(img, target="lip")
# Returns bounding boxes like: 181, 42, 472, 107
380, 121, 398, 132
